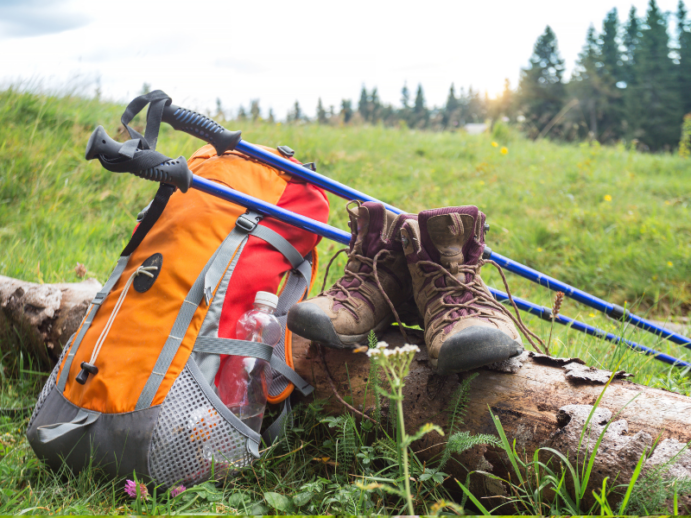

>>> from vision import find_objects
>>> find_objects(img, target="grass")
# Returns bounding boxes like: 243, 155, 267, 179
1, 87, 690, 514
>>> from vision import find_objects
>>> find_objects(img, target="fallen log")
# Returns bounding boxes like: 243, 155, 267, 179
0, 275, 101, 368
292, 328, 691, 512
2, 276, 689, 511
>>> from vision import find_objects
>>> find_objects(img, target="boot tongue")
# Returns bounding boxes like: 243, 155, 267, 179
420, 206, 485, 274
349, 202, 389, 257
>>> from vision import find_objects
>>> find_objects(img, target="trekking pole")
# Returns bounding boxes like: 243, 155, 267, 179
160, 102, 691, 350
85, 126, 690, 369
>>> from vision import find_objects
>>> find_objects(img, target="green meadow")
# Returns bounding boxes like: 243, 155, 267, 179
0, 88, 689, 514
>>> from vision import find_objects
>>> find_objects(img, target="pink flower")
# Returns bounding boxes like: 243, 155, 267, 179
124, 479, 149, 500
170, 485, 186, 498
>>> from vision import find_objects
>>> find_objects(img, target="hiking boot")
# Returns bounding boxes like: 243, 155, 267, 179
287, 201, 416, 349
399, 206, 524, 374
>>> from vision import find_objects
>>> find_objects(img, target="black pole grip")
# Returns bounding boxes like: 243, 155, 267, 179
162, 104, 242, 156
85, 126, 193, 192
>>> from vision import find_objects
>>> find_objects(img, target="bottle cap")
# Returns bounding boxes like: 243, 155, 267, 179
254, 291, 278, 309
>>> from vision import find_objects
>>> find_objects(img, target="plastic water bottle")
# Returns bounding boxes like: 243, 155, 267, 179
217, 291, 281, 433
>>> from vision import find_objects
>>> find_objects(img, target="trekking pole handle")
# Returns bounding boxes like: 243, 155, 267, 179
162, 104, 242, 156
85, 126, 193, 192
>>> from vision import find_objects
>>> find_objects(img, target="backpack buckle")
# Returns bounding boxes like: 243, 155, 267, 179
236, 212, 261, 233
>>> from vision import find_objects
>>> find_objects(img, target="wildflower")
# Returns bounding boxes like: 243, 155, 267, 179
552, 292, 564, 319
170, 485, 186, 498
500, 147, 508, 155
124, 479, 148, 500
667, 261, 673, 267
604, 194, 612, 202
589, 313, 596, 318
491, 141, 498, 147
75, 263, 87, 278
537, 247, 543, 252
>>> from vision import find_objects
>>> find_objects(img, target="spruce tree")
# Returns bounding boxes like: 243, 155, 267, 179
341, 99, 353, 123
570, 26, 603, 137
358, 86, 370, 122
268, 108, 275, 124
599, 9, 625, 140
401, 83, 410, 109
677, 1, 691, 114
250, 99, 261, 121
413, 84, 428, 128
443, 84, 459, 128
622, 7, 641, 89
369, 88, 381, 122
317, 98, 327, 124
292, 101, 302, 122
518, 26, 566, 137
627, 0, 683, 149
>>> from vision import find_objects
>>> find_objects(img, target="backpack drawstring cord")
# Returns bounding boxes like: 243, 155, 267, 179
87, 265, 158, 367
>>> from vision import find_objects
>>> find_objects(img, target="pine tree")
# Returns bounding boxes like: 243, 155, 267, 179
317, 98, 327, 124
413, 84, 428, 128
627, 0, 683, 149
518, 26, 567, 137
268, 108, 275, 124
358, 86, 370, 122
499, 78, 513, 120
341, 99, 353, 123
677, 1, 691, 114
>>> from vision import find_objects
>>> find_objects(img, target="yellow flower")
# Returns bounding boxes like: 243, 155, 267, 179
491, 141, 498, 147
537, 247, 543, 252
667, 261, 673, 267
589, 313, 596, 317
500, 147, 508, 155
604, 194, 612, 202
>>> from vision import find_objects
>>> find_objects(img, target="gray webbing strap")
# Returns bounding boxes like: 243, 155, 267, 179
269, 355, 313, 396
262, 397, 293, 445
250, 225, 303, 269
295, 257, 313, 284
37, 409, 101, 443
136, 228, 247, 410
186, 358, 261, 457
194, 337, 273, 361
57, 255, 130, 392
203, 211, 262, 305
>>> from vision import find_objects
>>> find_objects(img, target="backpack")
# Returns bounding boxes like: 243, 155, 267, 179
26, 141, 330, 489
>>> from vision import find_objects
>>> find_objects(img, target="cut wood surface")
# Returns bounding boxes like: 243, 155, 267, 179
292, 328, 691, 508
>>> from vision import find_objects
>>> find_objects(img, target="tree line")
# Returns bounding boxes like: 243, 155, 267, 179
227, 0, 690, 151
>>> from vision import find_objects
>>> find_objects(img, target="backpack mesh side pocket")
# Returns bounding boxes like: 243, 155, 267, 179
148, 363, 252, 488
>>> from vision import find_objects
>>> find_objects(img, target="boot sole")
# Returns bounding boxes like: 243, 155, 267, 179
435, 326, 524, 375
287, 302, 393, 349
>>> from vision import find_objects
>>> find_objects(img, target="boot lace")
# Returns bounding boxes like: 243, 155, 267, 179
415, 259, 546, 354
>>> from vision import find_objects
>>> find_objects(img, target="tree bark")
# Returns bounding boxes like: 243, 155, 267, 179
292, 327, 691, 511
2, 276, 689, 510
0, 275, 101, 368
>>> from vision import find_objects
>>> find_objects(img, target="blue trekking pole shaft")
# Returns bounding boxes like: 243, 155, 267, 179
161, 104, 691, 349
488, 250, 691, 349
192, 176, 689, 369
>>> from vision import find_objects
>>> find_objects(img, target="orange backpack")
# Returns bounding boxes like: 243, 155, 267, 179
27, 140, 329, 488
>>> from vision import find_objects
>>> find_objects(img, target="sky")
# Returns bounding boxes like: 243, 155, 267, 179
0, 0, 685, 119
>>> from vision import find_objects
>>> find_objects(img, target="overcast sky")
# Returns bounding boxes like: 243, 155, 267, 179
0, 0, 684, 119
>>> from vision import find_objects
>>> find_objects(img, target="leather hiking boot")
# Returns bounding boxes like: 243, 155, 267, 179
288, 201, 417, 349
400, 206, 525, 374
